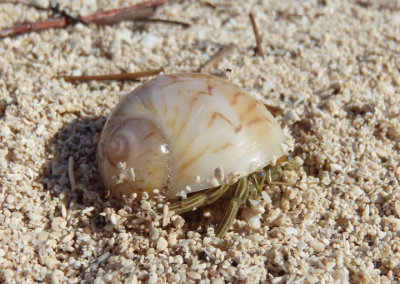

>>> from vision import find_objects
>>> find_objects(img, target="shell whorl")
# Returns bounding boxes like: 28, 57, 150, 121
97, 73, 286, 200
98, 116, 170, 200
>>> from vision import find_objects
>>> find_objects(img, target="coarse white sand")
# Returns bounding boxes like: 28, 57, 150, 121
0, 0, 399, 283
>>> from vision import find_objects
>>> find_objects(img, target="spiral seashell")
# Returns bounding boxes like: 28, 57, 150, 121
97, 73, 286, 200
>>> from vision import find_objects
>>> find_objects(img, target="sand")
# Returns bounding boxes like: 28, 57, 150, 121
1, 0, 400, 283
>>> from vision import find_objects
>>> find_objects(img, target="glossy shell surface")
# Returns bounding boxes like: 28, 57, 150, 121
97, 73, 286, 200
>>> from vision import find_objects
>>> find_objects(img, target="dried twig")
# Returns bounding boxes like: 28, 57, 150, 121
249, 12, 263, 57
0, 17, 70, 38
197, 43, 236, 73
135, 18, 191, 28
204, 2, 234, 8
0, 0, 174, 38
58, 68, 164, 82
80, 0, 172, 24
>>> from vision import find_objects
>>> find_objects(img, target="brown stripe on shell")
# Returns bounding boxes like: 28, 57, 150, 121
187, 95, 200, 115
245, 99, 258, 113
143, 133, 155, 140
159, 76, 192, 90
229, 91, 247, 105
234, 124, 242, 133
234, 94, 271, 128
246, 116, 263, 127
174, 94, 199, 139
178, 144, 211, 172
197, 84, 213, 96
133, 149, 157, 160
144, 96, 159, 117
174, 117, 186, 139
207, 111, 234, 128
161, 89, 168, 120
176, 135, 196, 160
212, 141, 234, 153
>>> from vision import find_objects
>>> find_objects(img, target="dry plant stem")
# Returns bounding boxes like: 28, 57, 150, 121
249, 12, 263, 57
80, 0, 173, 24
0, 0, 175, 38
197, 43, 236, 73
0, 17, 70, 38
135, 18, 191, 28
58, 68, 164, 82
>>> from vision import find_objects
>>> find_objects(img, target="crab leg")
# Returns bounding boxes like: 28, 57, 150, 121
169, 184, 231, 215
215, 178, 249, 237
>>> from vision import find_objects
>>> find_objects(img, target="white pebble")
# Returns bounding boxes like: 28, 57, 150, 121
140, 34, 162, 49
162, 205, 169, 227
156, 237, 168, 251
214, 167, 224, 182
110, 213, 117, 225
60, 204, 67, 219
211, 178, 220, 187
148, 272, 158, 284
187, 271, 201, 280
97, 252, 110, 263
71, 69, 82, 76
140, 201, 152, 211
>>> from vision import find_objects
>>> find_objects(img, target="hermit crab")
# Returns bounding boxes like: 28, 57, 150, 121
97, 73, 289, 237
